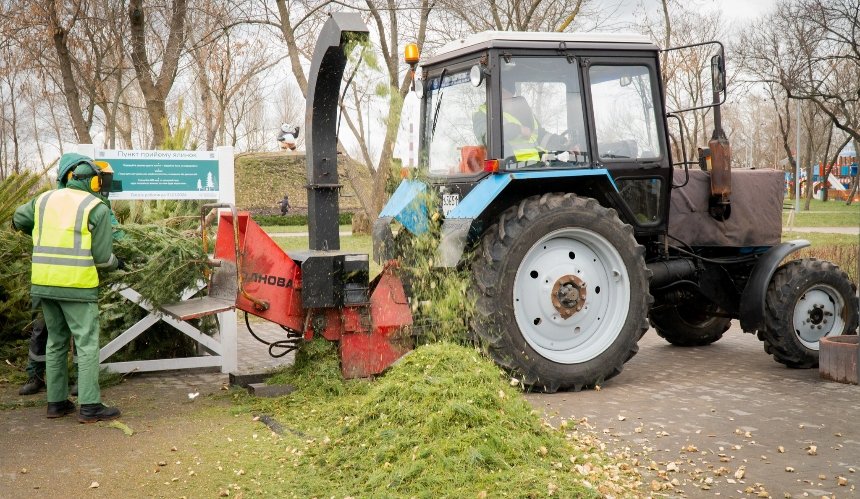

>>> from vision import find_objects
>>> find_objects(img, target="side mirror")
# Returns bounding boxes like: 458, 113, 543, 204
415, 78, 425, 99
711, 54, 726, 94
469, 64, 485, 87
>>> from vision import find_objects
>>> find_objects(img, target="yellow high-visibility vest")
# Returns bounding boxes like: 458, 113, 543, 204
503, 112, 540, 162
31, 189, 103, 288
476, 104, 541, 162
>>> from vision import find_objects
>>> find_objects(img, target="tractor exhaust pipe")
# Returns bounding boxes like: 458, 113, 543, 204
703, 53, 732, 221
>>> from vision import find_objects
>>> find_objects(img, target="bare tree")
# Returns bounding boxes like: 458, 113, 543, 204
189, 2, 278, 150
267, 1, 433, 220
779, 0, 860, 145
739, 0, 859, 205
0, 41, 24, 175
639, 2, 728, 161
435, 0, 596, 33
128, 0, 189, 147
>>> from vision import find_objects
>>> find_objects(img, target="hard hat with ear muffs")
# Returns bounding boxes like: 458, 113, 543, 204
72, 160, 115, 197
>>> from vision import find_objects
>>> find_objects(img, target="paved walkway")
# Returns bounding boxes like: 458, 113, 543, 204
784, 226, 859, 235
99, 320, 296, 392
233, 319, 296, 375
529, 325, 860, 498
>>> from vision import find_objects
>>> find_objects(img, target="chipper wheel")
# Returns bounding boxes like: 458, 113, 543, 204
649, 302, 731, 347
471, 193, 651, 393
758, 258, 859, 368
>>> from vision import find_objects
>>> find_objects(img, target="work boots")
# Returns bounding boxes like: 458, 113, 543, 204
19, 375, 45, 395
78, 403, 121, 424
46, 400, 76, 418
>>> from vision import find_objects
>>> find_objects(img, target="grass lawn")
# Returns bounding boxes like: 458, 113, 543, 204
272, 233, 378, 276
782, 231, 859, 247
260, 224, 352, 234
782, 198, 860, 227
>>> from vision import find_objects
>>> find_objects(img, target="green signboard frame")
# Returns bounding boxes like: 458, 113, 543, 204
94, 149, 223, 200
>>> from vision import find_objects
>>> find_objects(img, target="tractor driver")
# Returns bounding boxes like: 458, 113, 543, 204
500, 79, 542, 162
472, 79, 543, 163
501, 80, 589, 165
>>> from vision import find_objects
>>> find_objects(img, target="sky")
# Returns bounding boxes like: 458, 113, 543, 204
616, 0, 779, 25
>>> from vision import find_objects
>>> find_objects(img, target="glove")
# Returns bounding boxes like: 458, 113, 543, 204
116, 258, 126, 271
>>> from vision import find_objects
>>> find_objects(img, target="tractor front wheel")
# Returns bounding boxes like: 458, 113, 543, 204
471, 193, 651, 392
758, 259, 859, 368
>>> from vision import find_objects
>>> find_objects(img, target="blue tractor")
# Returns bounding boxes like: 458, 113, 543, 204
372, 31, 858, 392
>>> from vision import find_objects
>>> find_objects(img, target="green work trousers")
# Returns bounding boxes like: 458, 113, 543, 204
40, 299, 101, 404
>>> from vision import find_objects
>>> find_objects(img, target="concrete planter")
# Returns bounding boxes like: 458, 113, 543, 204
819, 335, 859, 385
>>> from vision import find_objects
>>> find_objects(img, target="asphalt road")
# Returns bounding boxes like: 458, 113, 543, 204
528, 325, 860, 498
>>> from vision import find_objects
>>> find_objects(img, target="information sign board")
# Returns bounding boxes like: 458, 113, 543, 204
94, 149, 221, 200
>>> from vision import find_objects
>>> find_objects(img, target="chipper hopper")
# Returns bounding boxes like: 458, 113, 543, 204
161, 13, 413, 378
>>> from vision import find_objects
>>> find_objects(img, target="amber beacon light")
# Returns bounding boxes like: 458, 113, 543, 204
404, 43, 420, 66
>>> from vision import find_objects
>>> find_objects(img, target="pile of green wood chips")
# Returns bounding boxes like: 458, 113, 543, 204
248, 341, 641, 497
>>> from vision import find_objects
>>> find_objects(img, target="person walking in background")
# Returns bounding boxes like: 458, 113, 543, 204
279, 194, 291, 215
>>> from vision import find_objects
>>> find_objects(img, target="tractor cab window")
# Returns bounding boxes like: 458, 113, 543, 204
424, 69, 487, 176
500, 57, 589, 169
589, 65, 661, 160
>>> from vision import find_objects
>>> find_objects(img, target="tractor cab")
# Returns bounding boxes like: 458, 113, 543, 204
422, 32, 665, 179
377, 32, 671, 264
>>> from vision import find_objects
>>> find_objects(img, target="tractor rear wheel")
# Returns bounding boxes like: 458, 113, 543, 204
650, 302, 731, 347
758, 259, 859, 368
470, 193, 651, 392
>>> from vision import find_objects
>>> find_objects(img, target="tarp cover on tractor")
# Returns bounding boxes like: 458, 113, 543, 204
669, 169, 783, 247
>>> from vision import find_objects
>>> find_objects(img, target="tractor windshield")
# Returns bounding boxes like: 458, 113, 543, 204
499, 57, 589, 169
423, 70, 487, 176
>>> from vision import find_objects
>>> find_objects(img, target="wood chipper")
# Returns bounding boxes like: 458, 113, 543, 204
161, 13, 413, 378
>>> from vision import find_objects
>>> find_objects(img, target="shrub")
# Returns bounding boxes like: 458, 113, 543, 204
252, 212, 353, 227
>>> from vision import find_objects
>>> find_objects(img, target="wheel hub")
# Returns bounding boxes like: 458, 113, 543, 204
513, 227, 631, 364
794, 288, 838, 344
551, 275, 587, 319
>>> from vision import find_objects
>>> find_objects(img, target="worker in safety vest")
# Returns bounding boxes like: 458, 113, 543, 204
472, 83, 541, 163
474, 79, 573, 164
13, 156, 123, 422
17, 153, 123, 397
500, 81, 542, 162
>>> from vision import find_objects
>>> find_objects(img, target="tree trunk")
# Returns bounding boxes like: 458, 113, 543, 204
117, 98, 134, 149
128, 0, 188, 148
8, 81, 20, 174
802, 113, 816, 210
48, 8, 93, 144
275, 0, 308, 96
30, 96, 44, 167
193, 47, 216, 150
847, 139, 860, 206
